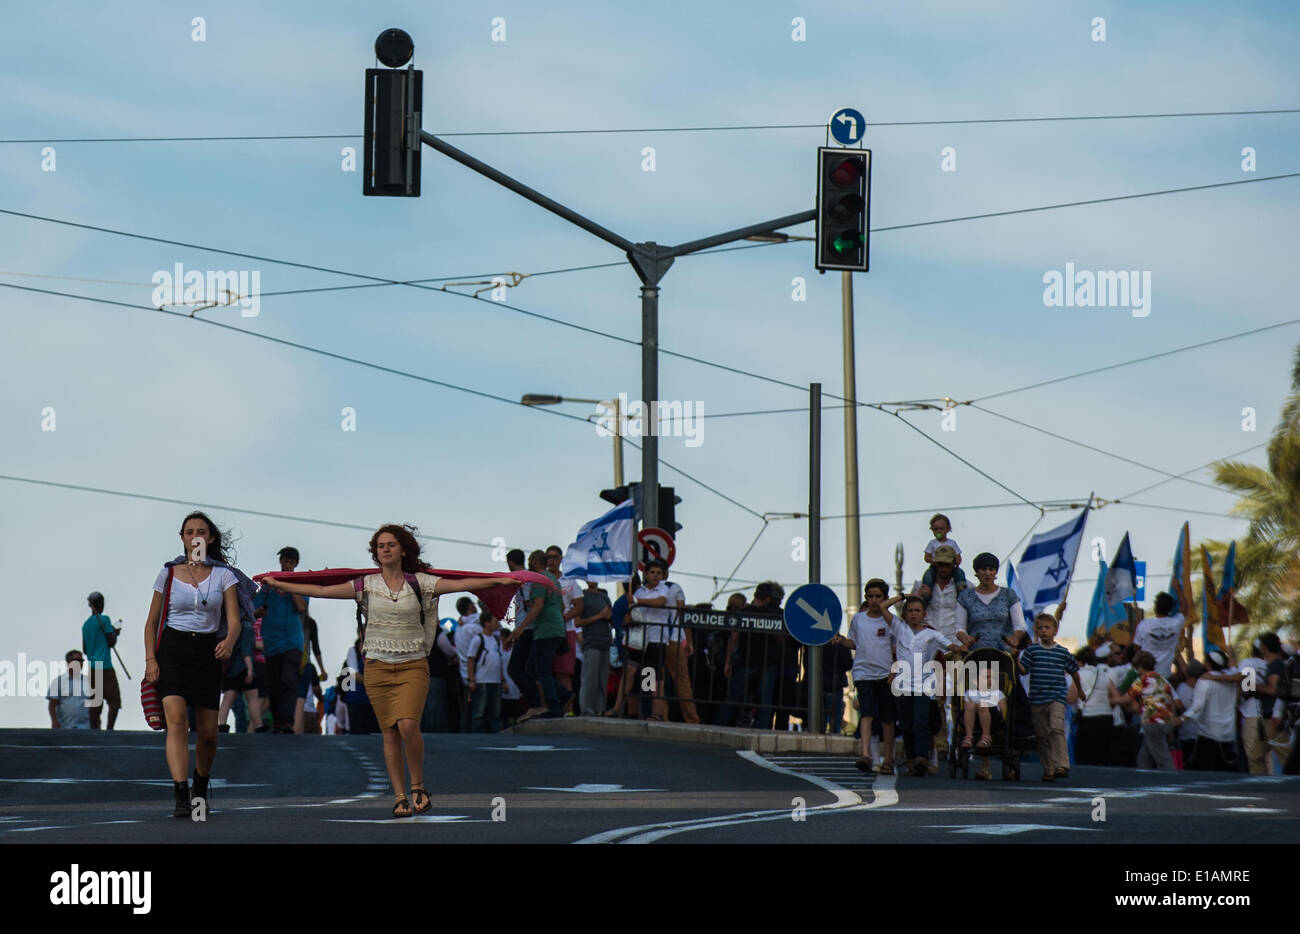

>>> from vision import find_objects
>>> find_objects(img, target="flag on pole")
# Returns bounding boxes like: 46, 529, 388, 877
1085, 560, 1110, 645
1215, 540, 1248, 632
1169, 522, 1198, 623
1104, 533, 1138, 606
1012, 504, 1090, 615
1007, 560, 1028, 608
1200, 545, 1227, 653
1171, 522, 1198, 658
1086, 559, 1130, 645
560, 499, 636, 582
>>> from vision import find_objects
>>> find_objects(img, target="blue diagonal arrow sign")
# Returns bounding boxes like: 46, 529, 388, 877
784, 584, 842, 646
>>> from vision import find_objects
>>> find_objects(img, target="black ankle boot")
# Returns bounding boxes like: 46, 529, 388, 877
191, 770, 209, 804
172, 780, 190, 818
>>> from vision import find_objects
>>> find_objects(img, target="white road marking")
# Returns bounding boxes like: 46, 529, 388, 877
527, 783, 665, 794
928, 823, 1102, 836
1218, 807, 1287, 814
480, 745, 589, 752
574, 752, 887, 844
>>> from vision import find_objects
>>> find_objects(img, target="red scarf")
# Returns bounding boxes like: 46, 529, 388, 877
253, 567, 554, 620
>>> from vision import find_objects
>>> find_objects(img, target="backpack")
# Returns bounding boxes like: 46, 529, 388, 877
1277, 654, 1300, 705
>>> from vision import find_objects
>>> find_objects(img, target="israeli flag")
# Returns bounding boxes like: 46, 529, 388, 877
560, 500, 635, 582
1013, 508, 1090, 615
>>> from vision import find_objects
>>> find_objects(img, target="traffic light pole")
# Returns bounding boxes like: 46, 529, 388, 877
808, 382, 824, 734
418, 128, 815, 529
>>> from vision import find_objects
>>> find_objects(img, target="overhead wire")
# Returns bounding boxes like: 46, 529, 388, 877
0, 280, 764, 517
4, 106, 1297, 144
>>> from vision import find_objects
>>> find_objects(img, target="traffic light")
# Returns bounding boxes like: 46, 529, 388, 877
815, 146, 870, 272
600, 482, 641, 516
363, 30, 422, 197
658, 486, 682, 537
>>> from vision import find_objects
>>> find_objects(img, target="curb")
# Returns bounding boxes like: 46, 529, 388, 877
510, 716, 859, 754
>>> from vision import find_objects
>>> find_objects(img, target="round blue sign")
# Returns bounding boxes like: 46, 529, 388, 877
783, 583, 843, 646
828, 107, 865, 146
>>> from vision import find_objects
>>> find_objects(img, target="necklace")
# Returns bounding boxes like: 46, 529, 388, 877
381, 574, 406, 602
187, 565, 213, 607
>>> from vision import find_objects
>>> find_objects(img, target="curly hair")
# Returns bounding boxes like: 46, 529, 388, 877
368, 524, 426, 574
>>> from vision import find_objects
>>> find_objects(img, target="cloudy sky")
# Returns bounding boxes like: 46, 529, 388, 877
2, 0, 1296, 727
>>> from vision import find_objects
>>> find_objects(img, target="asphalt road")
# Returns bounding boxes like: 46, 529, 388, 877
1, 729, 1295, 843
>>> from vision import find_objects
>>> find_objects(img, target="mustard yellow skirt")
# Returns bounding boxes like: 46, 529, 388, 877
361, 658, 429, 729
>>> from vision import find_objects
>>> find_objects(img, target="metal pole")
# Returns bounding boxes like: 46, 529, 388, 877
841, 270, 862, 618
641, 285, 660, 530
613, 395, 624, 487
808, 383, 823, 734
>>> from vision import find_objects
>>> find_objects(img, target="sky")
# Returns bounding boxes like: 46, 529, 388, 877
2, 0, 1297, 727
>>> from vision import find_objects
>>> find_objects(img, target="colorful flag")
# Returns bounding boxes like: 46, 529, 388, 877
1200, 545, 1226, 653
1104, 533, 1137, 606
1169, 522, 1198, 623
1013, 504, 1090, 615
1086, 561, 1110, 645
1215, 540, 1248, 630
560, 499, 636, 582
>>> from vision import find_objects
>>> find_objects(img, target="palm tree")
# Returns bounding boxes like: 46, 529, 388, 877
1208, 342, 1300, 642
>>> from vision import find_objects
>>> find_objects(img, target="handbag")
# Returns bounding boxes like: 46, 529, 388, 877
140, 567, 175, 731
625, 604, 649, 651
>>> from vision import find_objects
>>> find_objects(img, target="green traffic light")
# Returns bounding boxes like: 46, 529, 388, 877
832, 231, 864, 254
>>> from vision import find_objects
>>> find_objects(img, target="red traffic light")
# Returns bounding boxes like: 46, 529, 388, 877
829, 156, 865, 187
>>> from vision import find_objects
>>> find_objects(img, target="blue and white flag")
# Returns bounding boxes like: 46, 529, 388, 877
1013, 506, 1090, 615
1104, 532, 1138, 606
560, 500, 635, 582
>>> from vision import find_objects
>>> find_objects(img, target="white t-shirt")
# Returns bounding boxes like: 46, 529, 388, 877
454, 615, 483, 679
1236, 659, 1268, 718
1186, 676, 1238, 743
561, 578, 585, 660
1134, 614, 1183, 678
925, 538, 961, 558
848, 611, 897, 681
665, 581, 687, 643
1174, 681, 1198, 738
47, 672, 91, 728
467, 631, 504, 684
154, 566, 238, 633
632, 583, 674, 643
1078, 665, 1113, 717
920, 578, 961, 642
892, 624, 953, 696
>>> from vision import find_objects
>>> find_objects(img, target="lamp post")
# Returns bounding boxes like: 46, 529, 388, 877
521, 394, 623, 486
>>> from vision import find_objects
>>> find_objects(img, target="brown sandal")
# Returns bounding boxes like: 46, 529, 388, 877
392, 795, 412, 818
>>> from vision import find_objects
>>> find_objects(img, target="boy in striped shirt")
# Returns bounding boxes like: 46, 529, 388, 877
1017, 609, 1083, 781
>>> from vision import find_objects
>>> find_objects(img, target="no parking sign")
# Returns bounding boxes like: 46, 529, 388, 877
637, 527, 676, 570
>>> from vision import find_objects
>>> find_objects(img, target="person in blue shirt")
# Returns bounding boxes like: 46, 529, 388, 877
252, 547, 308, 733
82, 591, 121, 729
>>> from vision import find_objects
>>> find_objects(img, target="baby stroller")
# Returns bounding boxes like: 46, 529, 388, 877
947, 647, 1023, 781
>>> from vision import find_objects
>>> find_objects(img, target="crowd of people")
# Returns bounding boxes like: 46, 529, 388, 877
54, 510, 1299, 817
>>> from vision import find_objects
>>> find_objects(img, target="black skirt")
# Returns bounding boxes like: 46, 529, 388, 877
156, 627, 223, 710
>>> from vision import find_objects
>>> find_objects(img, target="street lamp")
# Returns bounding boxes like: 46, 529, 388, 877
520, 393, 623, 486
